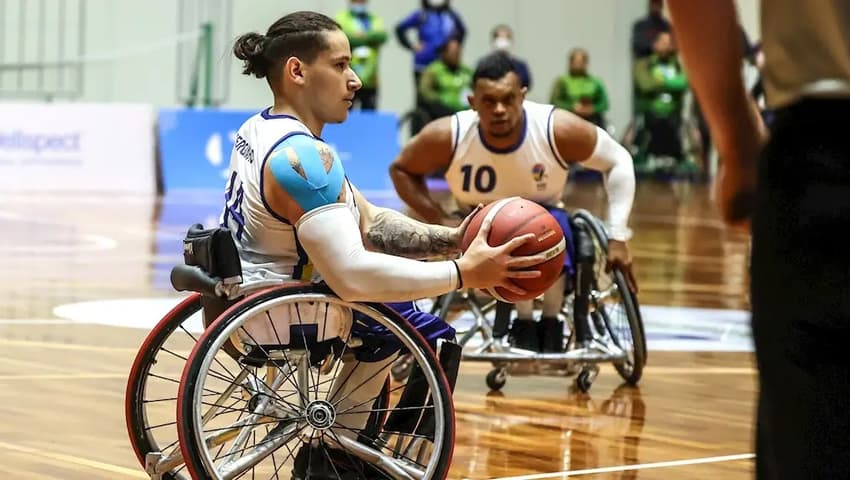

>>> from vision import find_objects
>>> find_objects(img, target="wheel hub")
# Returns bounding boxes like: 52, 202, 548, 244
305, 400, 336, 430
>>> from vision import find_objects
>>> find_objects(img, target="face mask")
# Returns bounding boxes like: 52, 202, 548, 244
350, 4, 367, 14
426, 0, 447, 9
492, 37, 512, 52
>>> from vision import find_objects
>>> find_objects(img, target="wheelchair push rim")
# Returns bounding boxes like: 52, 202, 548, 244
176, 284, 456, 480
573, 210, 647, 385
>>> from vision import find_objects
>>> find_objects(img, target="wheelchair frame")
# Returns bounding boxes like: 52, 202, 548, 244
418, 209, 647, 393
127, 249, 457, 480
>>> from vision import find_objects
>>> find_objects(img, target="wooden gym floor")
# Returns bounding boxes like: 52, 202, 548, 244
0, 180, 754, 479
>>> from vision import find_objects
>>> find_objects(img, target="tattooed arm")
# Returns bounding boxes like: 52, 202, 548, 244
351, 185, 462, 259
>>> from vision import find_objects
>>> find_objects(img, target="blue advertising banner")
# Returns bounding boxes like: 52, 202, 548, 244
158, 107, 400, 193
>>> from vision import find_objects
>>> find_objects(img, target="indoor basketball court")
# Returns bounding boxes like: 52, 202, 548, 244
1, 0, 759, 479
0, 181, 754, 479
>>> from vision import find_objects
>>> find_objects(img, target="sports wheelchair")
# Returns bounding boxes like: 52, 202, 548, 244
126, 225, 457, 480
397, 209, 646, 394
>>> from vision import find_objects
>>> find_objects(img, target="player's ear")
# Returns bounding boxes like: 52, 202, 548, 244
520, 86, 528, 101
285, 57, 306, 85
467, 93, 476, 111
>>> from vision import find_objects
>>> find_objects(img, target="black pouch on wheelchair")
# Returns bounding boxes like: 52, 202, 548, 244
181, 225, 245, 361
182, 223, 243, 284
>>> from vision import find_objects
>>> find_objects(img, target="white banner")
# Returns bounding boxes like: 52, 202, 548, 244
0, 103, 155, 193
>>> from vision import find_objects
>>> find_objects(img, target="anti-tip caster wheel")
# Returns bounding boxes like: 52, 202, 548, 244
486, 367, 507, 391
575, 365, 600, 393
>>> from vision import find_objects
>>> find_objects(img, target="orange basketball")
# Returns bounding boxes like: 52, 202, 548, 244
460, 197, 567, 303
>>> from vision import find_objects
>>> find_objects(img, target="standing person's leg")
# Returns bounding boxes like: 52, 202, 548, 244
750, 99, 850, 479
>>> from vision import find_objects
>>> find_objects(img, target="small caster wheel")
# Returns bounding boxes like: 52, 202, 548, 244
391, 354, 414, 381
486, 368, 507, 391
575, 365, 599, 393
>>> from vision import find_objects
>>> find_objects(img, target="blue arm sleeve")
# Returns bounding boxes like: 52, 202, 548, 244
266, 134, 346, 213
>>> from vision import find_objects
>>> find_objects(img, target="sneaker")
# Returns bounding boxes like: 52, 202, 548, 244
538, 317, 565, 353
509, 318, 540, 351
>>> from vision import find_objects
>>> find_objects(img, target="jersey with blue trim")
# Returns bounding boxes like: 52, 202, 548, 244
219, 110, 359, 282
445, 100, 569, 209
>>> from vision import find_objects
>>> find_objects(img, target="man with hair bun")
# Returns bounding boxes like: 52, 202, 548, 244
225, 11, 547, 477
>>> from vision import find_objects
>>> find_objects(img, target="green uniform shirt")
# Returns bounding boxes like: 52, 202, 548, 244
634, 55, 688, 117
335, 9, 387, 88
419, 61, 473, 112
549, 74, 609, 115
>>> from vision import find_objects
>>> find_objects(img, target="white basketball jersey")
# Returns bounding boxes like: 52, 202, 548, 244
445, 100, 568, 209
219, 109, 360, 281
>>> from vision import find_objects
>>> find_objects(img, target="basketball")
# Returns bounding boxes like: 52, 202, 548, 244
460, 197, 567, 303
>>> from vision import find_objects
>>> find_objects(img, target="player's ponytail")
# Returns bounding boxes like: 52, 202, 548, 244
233, 32, 269, 78
233, 11, 341, 81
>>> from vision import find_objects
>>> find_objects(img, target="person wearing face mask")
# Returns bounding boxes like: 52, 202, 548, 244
395, 0, 467, 110
489, 24, 532, 91
335, 0, 387, 110
549, 48, 609, 128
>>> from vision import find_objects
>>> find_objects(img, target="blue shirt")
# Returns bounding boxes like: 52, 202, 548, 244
395, 9, 466, 72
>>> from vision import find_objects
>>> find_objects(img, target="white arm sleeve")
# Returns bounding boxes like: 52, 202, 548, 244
579, 126, 636, 241
295, 203, 459, 302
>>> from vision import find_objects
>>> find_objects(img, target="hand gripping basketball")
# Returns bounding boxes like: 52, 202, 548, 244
455, 197, 567, 302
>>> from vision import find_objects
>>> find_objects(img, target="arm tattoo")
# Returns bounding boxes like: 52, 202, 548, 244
366, 209, 459, 258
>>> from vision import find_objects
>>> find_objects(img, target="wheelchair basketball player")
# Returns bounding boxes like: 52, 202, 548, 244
223, 11, 550, 477
390, 52, 638, 353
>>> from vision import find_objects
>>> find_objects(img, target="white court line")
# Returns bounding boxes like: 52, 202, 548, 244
482, 453, 755, 480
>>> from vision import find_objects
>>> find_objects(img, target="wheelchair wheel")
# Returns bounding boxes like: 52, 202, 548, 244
125, 294, 203, 480
176, 284, 455, 480
573, 211, 647, 385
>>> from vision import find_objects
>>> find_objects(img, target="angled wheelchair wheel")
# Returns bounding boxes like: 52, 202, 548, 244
125, 294, 203, 480
176, 284, 455, 480
573, 210, 647, 385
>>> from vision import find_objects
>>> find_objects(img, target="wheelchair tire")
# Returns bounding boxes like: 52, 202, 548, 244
176, 284, 456, 480
125, 294, 203, 480
572, 210, 647, 385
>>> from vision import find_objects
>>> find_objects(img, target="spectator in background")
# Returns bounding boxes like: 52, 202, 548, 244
418, 38, 472, 120
395, 0, 466, 96
631, 0, 671, 59
489, 24, 532, 91
335, 0, 387, 110
633, 31, 688, 167
549, 48, 609, 128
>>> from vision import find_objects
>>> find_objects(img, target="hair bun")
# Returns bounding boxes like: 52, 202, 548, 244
233, 32, 269, 78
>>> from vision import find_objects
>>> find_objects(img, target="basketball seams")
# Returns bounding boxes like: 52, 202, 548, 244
462, 197, 567, 303
479, 197, 519, 246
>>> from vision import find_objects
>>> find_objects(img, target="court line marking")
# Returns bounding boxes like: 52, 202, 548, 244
0, 440, 148, 479
482, 453, 755, 479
